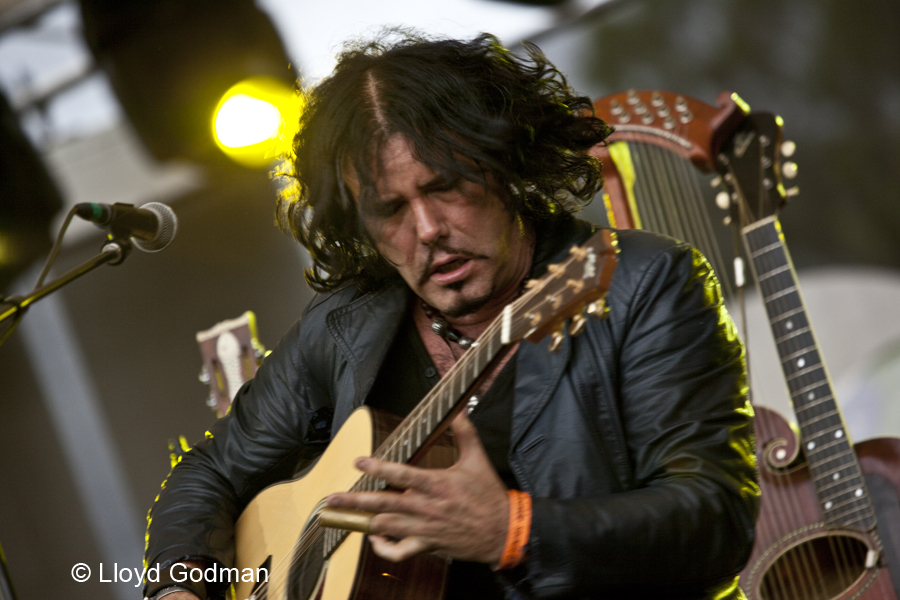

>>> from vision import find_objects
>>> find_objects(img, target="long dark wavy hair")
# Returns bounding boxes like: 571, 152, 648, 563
275, 30, 613, 292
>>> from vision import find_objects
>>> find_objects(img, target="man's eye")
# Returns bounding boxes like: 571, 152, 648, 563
370, 201, 404, 217
430, 179, 461, 194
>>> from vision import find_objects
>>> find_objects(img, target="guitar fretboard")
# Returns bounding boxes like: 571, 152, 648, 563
743, 216, 876, 531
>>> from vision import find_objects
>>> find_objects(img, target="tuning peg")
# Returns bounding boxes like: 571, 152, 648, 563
549, 324, 566, 353
782, 161, 798, 179
781, 140, 796, 157
586, 299, 609, 320
715, 191, 730, 210
198, 365, 210, 384
570, 313, 587, 337
710, 175, 722, 188
524, 278, 539, 289
785, 186, 800, 198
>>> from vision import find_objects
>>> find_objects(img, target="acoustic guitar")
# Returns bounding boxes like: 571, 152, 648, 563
231, 229, 618, 600
593, 89, 900, 600
719, 112, 900, 600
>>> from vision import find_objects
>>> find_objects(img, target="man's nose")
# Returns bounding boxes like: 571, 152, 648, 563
410, 198, 447, 244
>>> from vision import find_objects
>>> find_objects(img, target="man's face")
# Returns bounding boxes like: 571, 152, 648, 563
351, 134, 532, 319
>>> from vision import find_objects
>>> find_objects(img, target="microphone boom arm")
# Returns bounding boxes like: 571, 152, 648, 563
0, 239, 130, 328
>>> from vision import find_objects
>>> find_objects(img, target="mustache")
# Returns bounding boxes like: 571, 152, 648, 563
417, 243, 485, 286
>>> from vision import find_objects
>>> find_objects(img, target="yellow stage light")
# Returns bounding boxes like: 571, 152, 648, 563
212, 77, 302, 168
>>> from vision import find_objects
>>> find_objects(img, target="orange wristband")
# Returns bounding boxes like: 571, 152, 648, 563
498, 489, 532, 570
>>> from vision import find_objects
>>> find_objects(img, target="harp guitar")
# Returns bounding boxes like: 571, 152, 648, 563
231, 229, 618, 600
593, 89, 900, 600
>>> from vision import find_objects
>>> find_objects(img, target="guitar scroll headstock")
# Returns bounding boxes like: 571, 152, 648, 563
593, 89, 747, 171
509, 229, 618, 351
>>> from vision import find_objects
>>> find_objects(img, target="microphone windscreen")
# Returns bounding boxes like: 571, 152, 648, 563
133, 202, 178, 252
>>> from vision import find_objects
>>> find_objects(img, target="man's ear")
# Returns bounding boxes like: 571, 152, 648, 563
341, 155, 361, 203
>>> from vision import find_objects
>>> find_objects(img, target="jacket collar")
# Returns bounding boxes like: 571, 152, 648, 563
325, 278, 409, 415
512, 216, 596, 447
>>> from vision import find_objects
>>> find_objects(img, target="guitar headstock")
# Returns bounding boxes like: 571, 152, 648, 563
716, 112, 799, 227
592, 89, 747, 171
509, 229, 618, 351
196, 311, 267, 418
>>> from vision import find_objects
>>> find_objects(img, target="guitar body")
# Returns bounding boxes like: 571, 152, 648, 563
233, 407, 451, 600
742, 406, 900, 600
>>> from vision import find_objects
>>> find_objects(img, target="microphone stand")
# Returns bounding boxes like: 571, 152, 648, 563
0, 238, 131, 333
0, 238, 131, 600
0, 541, 16, 600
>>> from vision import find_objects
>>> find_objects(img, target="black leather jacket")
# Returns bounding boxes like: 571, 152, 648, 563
145, 218, 759, 599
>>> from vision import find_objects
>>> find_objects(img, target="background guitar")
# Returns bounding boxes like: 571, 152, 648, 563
720, 112, 900, 600
169, 312, 267, 467
592, 90, 900, 599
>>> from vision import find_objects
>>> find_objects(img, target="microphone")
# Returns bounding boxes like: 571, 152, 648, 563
74, 202, 178, 252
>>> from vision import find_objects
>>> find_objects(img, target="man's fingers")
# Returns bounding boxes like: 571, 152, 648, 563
367, 534, 431, 563
327, 489, 407, 514
450, 411, 486, 463
354, 456, 433, 492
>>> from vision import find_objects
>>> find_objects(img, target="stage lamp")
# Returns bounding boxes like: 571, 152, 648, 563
79, 0, 296, 165
212, 77, 301, 168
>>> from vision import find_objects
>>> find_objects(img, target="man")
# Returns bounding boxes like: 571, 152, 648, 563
144, 33, 758, 600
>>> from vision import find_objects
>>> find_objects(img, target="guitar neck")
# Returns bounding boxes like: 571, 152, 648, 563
323, 316, 510, 557
375, 323, 506, 466
742, 216, 876, 531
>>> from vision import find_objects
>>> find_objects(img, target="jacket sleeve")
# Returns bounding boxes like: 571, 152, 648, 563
143, 314, 332, 587
522, 239, 759, 598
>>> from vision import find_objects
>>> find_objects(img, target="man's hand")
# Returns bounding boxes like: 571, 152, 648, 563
326, 412, 510, 564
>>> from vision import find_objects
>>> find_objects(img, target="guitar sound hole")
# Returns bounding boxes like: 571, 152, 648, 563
287, 533, 325, 600
760, 534, 869, 600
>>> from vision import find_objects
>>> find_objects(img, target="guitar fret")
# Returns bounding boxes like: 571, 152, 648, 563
807, 447, 857, 470
780, 346, 816, 362
828, 503, 875, 526
804, 436, 850, 455
802, 422, 846, 438
444, 389, 452, 414
822, 494, 869, 513
795, 395, 834, 413
816, 473, 865, 494
815, 461, 858, 480
776, 326, 811, 344
786, 363, 824, 381
763, 285, 798, 304
800, 408, 841, 427
791, 379, 830, 399
757, 264, 792, 280
771, 307, 805, 323
750, 241, 782, 258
